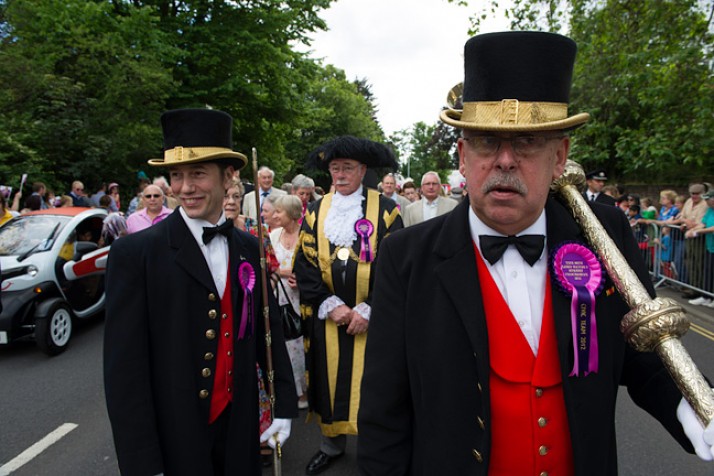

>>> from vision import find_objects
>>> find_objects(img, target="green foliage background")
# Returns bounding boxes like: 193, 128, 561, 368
0, 0, 384, 202
402, 0, 714, 186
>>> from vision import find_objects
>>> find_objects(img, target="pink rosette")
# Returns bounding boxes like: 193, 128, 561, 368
551, 242, 604, 377
237, 262, 256, 340
355, 219, 375, 262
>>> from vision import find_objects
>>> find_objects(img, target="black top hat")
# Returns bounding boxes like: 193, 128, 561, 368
441, 31, 590, 132
148, 109, 247, 169
306, 136, 398, 171
585, 169, 608, 181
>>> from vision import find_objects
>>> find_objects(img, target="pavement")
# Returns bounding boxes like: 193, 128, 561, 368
655, 283, 714, 327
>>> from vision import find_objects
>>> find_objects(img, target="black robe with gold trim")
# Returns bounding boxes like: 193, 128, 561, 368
294, 187, 403, 436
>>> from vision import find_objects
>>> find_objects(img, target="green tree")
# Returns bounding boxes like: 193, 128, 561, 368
390, 121, 458, 183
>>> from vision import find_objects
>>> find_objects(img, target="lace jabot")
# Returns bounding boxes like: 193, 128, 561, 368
324, 187, 365, 247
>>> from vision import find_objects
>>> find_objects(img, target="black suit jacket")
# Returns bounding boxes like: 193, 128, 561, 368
584, 191, 616, 206
104, 210, 296, 476
358, 197, 692, 475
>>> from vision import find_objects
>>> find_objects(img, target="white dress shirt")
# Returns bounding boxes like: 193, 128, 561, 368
422, 197, 440, 221
179, 207, 229, 298
469, 208, 548, 355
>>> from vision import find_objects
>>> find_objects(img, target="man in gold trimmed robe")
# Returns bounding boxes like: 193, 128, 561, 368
294, 136, 403, 475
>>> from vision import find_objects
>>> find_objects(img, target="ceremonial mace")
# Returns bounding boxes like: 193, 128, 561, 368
551, 160, 714, 426
252, 148, 282, 475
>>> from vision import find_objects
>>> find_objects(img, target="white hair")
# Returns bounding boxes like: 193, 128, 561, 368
421, 171, 441, 185
291, 174, 314, 189
258, 166, 275, 179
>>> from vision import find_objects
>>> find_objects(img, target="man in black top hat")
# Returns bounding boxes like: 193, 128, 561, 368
104, 109, 297, 476
293, 135, 403, 475
358, 32, 713, 475
584, 169, 616, 206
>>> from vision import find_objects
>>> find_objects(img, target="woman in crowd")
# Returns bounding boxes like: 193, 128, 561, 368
269, 195, 308, 410
108, 182, 121, 212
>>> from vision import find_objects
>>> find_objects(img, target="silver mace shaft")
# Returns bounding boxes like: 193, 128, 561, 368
552, 160, 714, 425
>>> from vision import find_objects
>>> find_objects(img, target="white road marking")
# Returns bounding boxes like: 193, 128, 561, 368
0, 423, 78, 475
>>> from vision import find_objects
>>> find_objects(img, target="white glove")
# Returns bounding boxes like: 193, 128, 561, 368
676, 395, 714, 461
259, 418, 292, 449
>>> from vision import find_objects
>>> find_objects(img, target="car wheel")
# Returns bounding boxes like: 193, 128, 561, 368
36, 302, 73, 355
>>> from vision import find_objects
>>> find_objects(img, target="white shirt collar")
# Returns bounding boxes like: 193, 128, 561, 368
469, 207, 547, 246
179, 207, 229, 247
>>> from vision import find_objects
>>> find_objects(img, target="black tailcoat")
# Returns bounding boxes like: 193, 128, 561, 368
104, 210, 296, 476
358, 197, 693, 475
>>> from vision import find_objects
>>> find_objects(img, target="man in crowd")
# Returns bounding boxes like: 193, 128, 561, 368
583, 169, 616, 205
153, 175, 180, 209
674, 183, 711, 301
293, 135, 403, 475
242, 166, 286, 220
125, 184, 172, 234
358, 31, 713, 475
69, 180, 91, 207
381, 173, 410, 211
402, 171, 458, 226
104, 108, 296, 475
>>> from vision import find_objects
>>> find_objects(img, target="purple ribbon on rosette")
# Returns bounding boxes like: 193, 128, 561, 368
551, 243, 604, 377
354, 219, 375, 262
237, 262, 256, 340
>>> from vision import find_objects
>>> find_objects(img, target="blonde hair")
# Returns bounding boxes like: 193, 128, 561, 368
274, 195, 303, 221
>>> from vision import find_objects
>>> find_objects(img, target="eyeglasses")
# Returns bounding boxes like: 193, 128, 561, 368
328, 164, 360, 174
462, 135, 564, 157
143, 194, 162, 199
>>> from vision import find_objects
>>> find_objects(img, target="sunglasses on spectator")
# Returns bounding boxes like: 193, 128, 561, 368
144, 194, 162, 199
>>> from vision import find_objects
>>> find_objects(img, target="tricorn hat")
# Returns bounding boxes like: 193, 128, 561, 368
440, 31, 590, 132
148, 109, 247, 169
306, 136, 398, 171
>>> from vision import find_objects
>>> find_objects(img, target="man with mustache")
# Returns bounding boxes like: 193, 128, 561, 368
293, 135, 403, 474
358, 32, 713, 475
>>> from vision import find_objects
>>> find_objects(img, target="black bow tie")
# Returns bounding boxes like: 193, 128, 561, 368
479, 234, 545, 267
202, 220, 234, 244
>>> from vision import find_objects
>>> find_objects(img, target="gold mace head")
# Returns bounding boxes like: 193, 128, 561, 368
620, 297, 690, 352
551, 159, 586, 192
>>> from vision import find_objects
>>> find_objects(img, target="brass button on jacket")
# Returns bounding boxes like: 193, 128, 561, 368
204, 352, 214, 361
199, 389, 209, 399
477, 416, 485, 429
208, 293, 217, 301
472, 449, 483, 463
205, 329, 216, 340
208, 309, 217, 319
202, 368, 211, 378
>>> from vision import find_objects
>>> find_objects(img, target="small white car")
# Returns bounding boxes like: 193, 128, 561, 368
0, 207, 110, 355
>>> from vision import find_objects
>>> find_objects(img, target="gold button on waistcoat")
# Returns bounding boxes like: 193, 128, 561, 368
202, 368, 211, 378
539, 445, 548, 456
538, 417, 547, 427
208, 309, 217, 319
204, 352, 214, 360
222, 313, 228, 320
472, 449, 483, 463
477, 416, 485, 429
205, 329, 216, 339
199, 389, 209, 399
224, 332, 230, 338
540, 472, 549, 476
208, 293, 217, 301
535, 388, 544, 397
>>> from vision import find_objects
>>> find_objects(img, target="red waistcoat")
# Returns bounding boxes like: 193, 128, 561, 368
475, 247, 574, 475
209, 268, 235, 423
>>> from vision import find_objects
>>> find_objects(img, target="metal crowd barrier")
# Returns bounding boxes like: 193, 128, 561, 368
630, 221, 714, 300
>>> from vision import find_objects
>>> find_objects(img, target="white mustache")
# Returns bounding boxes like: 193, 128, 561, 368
482, 173, 527, 195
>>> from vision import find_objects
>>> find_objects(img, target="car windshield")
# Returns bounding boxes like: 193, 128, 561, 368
0, 215, 70, 257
